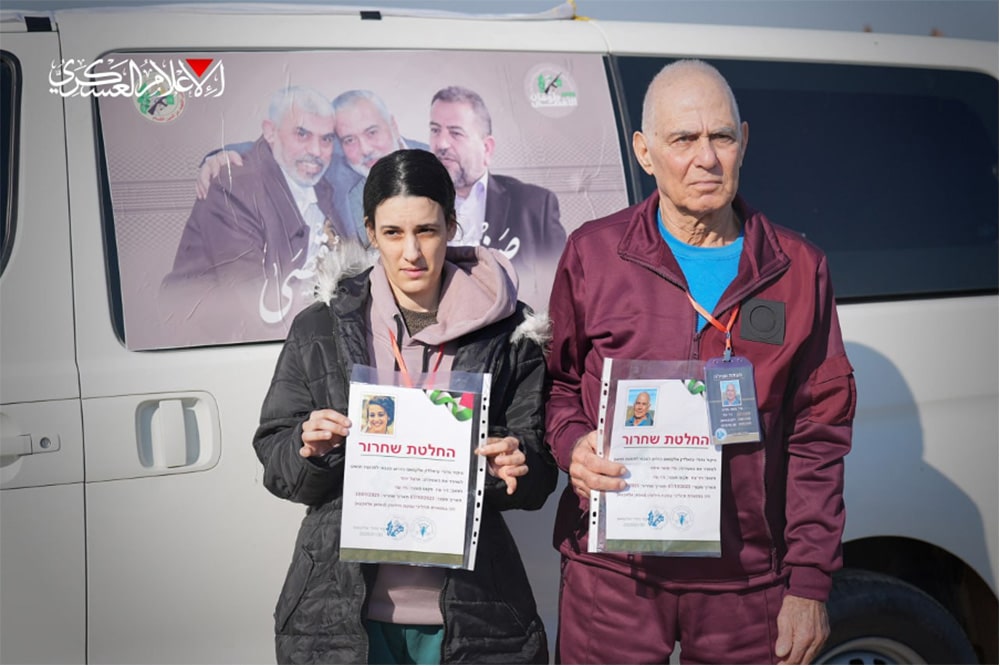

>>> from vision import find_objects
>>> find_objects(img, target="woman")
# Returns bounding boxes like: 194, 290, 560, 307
363, 396, 394, 434
253, 149, 556, 665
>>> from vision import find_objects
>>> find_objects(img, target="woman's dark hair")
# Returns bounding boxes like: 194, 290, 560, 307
367, 395, 395, 425
363, 149, 457, 232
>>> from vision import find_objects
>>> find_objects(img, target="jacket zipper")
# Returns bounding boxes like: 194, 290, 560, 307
762, 440, 775, 571
358, 564, 372, 661
438, 574, 449, 663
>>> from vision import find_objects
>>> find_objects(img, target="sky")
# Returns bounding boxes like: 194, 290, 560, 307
5, 0, 998, 42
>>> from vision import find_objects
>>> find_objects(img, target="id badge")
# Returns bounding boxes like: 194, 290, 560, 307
705, 355, 762, 445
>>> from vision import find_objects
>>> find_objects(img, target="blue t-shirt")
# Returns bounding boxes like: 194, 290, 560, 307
658, 210, 743, 331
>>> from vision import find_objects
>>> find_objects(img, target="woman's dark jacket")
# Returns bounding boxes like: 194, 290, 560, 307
253, 266, 556, 664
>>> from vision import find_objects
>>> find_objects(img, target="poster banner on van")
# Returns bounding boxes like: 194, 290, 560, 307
92, 50, 629, 350
340, 365, 489, 570
589, 358, 722, 557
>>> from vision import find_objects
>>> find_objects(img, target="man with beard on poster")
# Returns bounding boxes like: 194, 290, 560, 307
163, 85, 347, 344
196, 89, 428, 247
327, 89, 429, 243
429, 85, 567, 310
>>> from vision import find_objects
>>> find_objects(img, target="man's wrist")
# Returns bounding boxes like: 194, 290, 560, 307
553, 423, 592, 471
787, 565, 833, 602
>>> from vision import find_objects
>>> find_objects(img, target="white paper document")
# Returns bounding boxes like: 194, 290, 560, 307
340, 366, 489, 569
589, 358, 722, 556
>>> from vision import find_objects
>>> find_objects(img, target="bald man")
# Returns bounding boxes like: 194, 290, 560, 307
546, 59, 855, 664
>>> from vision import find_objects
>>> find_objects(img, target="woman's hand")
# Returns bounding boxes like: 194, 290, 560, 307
299, 409, 351, 458
476, 436, 527, 495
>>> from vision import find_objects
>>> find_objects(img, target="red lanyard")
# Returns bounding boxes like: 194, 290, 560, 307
687, 294, 739, 361
388, 327, 444, 388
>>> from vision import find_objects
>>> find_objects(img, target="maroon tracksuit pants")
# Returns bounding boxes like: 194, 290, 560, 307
556, 557, 786, 664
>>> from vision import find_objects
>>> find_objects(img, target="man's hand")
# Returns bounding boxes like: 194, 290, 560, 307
299, 409, 351, 458
195, 150, 244, 199
476, 436, 527, 495
775, 594, 830, 664
568, 430, 627, 499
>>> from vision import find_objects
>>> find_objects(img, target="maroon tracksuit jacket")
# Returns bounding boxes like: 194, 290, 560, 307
546, 192, 856, 602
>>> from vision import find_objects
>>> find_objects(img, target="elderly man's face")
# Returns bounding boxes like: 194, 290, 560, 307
336, 98, 401, 176
633, 393, 651, 419
725, 384, 737, 401
264, 103, 336, 187
429, 100, 494, 197
633, 70, 748, 222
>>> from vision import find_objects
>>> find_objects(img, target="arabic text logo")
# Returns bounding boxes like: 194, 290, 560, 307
49, 56, 225, 100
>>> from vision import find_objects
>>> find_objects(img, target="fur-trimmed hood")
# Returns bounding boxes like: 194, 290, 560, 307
513, 307, 551, 349
313, 241, 377, 305
312, 241, 551, 349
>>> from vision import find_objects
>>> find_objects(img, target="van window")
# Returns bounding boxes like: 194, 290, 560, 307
91, 50, 628, 350
612, 57, 999, 300
0, 51, 19, 275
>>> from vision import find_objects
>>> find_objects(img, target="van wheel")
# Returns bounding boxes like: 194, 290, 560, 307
814, 568, 977, 665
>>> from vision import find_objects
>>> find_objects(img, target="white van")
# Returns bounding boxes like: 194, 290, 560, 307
1, 4, 996, 664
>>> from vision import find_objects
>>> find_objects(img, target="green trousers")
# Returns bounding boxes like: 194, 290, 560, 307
365, 619, 444, 665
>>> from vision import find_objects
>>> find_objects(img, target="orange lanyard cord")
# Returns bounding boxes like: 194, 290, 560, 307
687, 295, 739, 361
388, 328, 413, 388
388, 327, 445, 388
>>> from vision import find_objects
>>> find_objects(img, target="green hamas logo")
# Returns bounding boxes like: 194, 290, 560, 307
427, 390, 475, 422
536, 72, 563, 94
526, 63, 578, 118
136, 86, 179, 116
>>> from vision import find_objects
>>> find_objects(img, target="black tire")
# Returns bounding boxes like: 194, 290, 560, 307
815, 568, 978, 665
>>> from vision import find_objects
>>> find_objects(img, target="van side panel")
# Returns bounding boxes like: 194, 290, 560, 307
0, 31, 86, 664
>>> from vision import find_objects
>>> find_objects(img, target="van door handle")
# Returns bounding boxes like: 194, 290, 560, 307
85, 392, 220, 481
0, 433, 61, 457
150, 399, 189, 468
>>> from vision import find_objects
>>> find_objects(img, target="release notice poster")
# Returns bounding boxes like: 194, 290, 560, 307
340, 366, 489, 570
589, 358, 722, 556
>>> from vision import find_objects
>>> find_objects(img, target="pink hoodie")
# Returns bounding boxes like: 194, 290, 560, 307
366, 245, 519, 380
364, 245, 519, 625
